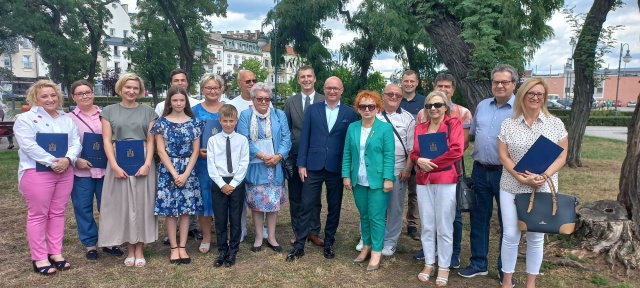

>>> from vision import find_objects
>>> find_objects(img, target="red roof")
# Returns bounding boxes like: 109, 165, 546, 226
261, 43, 296, 55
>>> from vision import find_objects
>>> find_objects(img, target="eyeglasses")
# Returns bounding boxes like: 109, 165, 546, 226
358, 104, 377, 112
324, 87, 342, 92
383, 92, 402, 99
425, 102, 446, 109
525, 92, 545, 99
73, 91, 93, 98
244, 79, 257, 84
492, 80, 513, 86
203, 86, 221, 92
254, 97, 270, 103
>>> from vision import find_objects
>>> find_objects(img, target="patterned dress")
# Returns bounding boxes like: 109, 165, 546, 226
150, 117, 203, 216
245, 117, 287, 212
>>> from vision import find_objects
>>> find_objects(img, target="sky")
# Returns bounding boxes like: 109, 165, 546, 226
122, 0, 640, 77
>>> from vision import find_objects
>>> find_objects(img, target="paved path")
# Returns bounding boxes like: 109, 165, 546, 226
584, 126, 628, 142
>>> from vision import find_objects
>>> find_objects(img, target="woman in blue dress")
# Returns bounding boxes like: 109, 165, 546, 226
192, 73, 225, 253
150, 85, 203, 264
237, 82, 291, 252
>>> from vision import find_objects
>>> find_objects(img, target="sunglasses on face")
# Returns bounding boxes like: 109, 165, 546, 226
383, 92, 402, 99
244, 79, 257, 84
425, 102, 446, 109
358, 104, 377, 112
254, 97, 270, 103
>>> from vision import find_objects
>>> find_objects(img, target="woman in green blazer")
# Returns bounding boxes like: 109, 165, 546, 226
342, 90, 395, 271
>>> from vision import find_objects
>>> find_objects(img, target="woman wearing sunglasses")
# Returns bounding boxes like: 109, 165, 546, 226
342, 90, 395, 271
410, 91, 463, 286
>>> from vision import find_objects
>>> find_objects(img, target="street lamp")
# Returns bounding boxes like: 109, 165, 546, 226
614, 43, 632, 116
564, 59, 572, 100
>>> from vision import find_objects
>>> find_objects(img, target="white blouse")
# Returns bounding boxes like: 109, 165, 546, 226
357, 127, 371, 186
15, 106, 82, 191
497, 113, 567, 194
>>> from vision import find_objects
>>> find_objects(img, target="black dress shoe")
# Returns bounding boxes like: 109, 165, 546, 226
86, 249, 98, 260
163, 236, 170, 245
408, 226, 420, 240
323, 245, 335, 259
224, 253, 237, 267
214, 251, 227, 267
267, 241, 283, 252
188, 229, 203, 240
102, 246, 124, 256
286, 248, 305, 262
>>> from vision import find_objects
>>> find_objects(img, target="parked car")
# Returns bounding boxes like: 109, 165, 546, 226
547, 100, 566, 109
628, 101, 637, 108
614, 100, 622, 107
557, 98, 573, 108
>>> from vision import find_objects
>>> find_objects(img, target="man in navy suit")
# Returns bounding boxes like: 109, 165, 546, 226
286, 76, 358, 261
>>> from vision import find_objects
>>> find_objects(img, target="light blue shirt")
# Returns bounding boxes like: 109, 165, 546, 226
325, 100, 341, 132
470, 95, 515, 165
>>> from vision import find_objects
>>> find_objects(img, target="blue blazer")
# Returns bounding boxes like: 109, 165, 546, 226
297, 102, 358, 173
237, 108, 291, 185
342, 118, 396, 189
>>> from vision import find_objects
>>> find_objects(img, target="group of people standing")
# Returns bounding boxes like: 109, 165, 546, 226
14, 63, 567, 288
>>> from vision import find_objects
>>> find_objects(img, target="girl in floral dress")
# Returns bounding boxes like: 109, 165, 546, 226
150, 85, 203, 264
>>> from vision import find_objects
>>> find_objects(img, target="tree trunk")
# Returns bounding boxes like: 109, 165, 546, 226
618, 82, 640, 236
412, 10, 491, 113
566, 0, 616, 168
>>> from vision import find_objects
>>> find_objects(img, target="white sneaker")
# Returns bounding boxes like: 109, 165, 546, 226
262, 226, 268, 239
355, 238, 364, 251
381, 246, 396, 256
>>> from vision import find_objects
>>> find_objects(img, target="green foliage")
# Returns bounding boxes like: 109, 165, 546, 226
276, 83, 293, 100
364, 71, 386, 94
288, 76, 300, 95
0, 67, 14, 80
565, 253, 589, 263
591, 273, 608, 286
558, 116, 631, 127
608, 283, 633, 288
540, 260, 557, 272
229, 58, 269, 93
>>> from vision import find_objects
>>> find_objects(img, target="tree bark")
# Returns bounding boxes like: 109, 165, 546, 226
618, 82, 640, 236
410, 8, 491, 113
566, 0, 616, 168
156, 0, 194, 84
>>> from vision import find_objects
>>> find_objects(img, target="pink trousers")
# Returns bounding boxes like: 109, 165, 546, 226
20, 168, 74, 260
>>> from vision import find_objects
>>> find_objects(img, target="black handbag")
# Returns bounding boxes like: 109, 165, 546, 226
283, 155, 295, 180
514, 174, 577, 234
455, 157, 476, 211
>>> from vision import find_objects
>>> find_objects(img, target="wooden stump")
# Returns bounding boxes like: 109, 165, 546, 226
575, 200, 640, 273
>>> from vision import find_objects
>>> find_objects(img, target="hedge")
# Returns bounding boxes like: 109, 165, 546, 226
549, 109, 634, 117
557, 116, 631, 127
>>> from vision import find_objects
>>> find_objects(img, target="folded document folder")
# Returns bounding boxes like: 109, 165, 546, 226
35, 133, 68, 172
513, 135, 564, 175
81, 132, 107, 168
418, 132, 448, 159
115, 140, 145, 175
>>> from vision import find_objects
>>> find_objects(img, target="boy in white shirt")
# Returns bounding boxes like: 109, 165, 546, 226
207, 104, 249, 267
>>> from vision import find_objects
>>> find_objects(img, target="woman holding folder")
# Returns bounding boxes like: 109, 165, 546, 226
191, 73, 225, 253
497, 78, 568, 288
14, 80, 81, 275
342, 90, 395, 271
67, 80, 123, 260
410, 90, 463, 286
99, 73, 159, 267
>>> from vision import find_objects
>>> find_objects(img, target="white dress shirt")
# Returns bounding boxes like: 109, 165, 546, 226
155, 95, 203, 117
301, 91, 315, 110
357, 127, 371, 186
207, 131, 250, 188
15, 106, 82, 190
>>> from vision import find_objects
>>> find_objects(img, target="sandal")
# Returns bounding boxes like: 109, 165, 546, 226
179, 246, 191, 264
134, 258, 146, 267
417, 264, 435, 282
170, 247, 181, 264
48, 255, 71, 271
199, 242, 211, 254
32, 261, 57, 276
436, 267, 450, 286
124, 256, 135, 267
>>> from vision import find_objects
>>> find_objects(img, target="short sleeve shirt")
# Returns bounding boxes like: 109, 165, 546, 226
498, 113, 568, 194
101, 103, 158, 141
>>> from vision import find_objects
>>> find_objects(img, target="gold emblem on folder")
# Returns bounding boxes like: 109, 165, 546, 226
93, 141, 101, 150
127, 148, 135, 158
429, 142, 437, 152
48, 142, 57, 152
539, 221, 547, 225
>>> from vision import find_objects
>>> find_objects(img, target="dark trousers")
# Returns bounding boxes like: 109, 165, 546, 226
288, 155, 322, 236
293, 168, 343, 249
212, 177, 246, 255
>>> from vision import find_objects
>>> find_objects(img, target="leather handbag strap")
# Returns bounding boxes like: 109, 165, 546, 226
381, 111, 408, 160
527, 173, 557, 215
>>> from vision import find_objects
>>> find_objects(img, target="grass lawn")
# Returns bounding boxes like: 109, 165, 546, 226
0, 136, 637, 287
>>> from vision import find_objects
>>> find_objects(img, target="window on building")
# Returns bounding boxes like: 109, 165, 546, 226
217, 51, 221, 60
21, 38, 31, 49
241, 56, 246, 63
114, 62, 120, 71
564, 87, 570, 94
3, 54, 10, 67
596, 87, 603, 93
264, 59, 269, 67
217, 67, 222, 75
110, 28, 115, 36
227, 54, 231, 64
234, 55, 239, 65
114, 45, 120, 56
23, 56, 31, 69
123, 30, 128, 38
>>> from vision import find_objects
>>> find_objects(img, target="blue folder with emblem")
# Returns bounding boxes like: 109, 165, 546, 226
513, 135, 564, 175
201, 120, 222, 148
35, 133, 68, 172
81, 132, 107, 169
418, 132, 448, 159
115, 139, 145, 175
